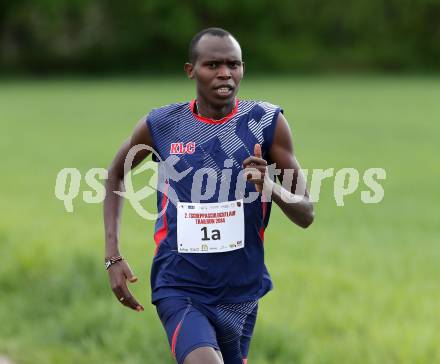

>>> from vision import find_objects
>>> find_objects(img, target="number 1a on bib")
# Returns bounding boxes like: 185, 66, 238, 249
201, 226, 221, 241
177, 200, 244, 253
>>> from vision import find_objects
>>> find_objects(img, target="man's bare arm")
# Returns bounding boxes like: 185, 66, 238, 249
267, 113, 314, 228
243, 112, 314, 228
103, 117, 154, 311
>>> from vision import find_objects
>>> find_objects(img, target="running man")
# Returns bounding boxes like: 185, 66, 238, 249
104, 27, 314, 364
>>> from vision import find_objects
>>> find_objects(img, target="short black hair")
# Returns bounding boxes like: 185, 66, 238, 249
188, 27, 233, 64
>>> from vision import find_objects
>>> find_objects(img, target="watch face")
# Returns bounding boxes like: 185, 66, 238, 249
105, 261, 111, 269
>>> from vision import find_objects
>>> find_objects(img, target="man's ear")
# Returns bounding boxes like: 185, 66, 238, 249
184, 63, 194, 79
242, 61, 245, 79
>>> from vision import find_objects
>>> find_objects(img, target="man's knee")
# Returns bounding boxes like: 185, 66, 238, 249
183, 346, 223, 364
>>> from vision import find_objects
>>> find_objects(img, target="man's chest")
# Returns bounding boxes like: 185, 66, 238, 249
165, 120, 259, 171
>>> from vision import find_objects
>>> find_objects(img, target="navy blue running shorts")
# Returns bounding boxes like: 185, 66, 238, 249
155, 296, 258, 364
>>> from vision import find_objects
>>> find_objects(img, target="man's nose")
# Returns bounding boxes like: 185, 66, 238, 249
217, 64, 231, 79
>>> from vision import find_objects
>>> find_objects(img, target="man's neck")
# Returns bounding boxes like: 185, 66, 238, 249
195, 98, 236, 120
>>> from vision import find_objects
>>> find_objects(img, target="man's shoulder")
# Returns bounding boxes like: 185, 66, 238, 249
147, 101, 190, 121
239, 100, 282, 122
240, 99, 281, 111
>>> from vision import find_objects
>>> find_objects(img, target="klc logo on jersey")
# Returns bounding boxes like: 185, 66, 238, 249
170, 142, 196, 155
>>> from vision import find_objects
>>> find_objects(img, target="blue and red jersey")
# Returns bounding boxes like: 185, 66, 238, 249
146, 99, 282, 304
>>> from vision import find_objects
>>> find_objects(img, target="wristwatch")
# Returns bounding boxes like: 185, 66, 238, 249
105, 255, 123, 270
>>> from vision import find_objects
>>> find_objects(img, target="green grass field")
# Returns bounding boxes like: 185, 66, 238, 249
1, 76, 439, 364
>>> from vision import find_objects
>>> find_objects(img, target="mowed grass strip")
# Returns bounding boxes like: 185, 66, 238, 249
0, 76, 439, 364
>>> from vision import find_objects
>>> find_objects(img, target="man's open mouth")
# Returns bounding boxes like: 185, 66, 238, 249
215, 85, 234, 96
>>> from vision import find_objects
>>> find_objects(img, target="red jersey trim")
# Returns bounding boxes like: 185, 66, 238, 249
189, 99, 239, 124
154, 182, 169, 255
259, 201, 268, 243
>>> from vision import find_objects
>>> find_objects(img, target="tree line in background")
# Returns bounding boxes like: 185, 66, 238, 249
1, 0, 439, 74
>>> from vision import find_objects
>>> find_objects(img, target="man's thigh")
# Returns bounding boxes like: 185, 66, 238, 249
155, 297, 220, 364
183, 347, 223, 364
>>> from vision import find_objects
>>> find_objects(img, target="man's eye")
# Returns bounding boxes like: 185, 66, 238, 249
208, 63, 218, 69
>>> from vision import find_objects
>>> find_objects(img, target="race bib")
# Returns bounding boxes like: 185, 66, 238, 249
177, 200, 244, 253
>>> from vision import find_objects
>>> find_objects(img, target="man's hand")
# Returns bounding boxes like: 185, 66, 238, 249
242, 144, 269, 193
108, 260, 144, 312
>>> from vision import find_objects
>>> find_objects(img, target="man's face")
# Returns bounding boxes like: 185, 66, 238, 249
185, 35, 244, 107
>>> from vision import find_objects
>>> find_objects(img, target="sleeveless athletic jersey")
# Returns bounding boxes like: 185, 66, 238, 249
146, 99, 282, 304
